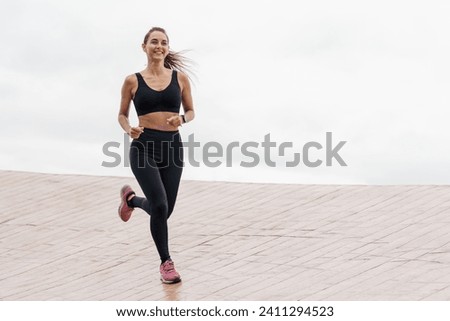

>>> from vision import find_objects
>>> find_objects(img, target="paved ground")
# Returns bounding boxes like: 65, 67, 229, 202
1, 170, 450, 300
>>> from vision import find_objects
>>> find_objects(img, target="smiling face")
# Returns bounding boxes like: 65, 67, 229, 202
142, 30, 169, 62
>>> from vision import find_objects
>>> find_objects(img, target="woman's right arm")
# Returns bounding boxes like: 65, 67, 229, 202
118, 75, 143, 138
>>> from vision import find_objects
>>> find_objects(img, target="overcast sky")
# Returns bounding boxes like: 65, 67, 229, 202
1, 0, 449, 185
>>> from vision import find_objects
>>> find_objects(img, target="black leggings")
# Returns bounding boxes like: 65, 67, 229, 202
129, 128, 183, 263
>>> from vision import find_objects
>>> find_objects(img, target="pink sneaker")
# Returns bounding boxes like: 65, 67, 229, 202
160, 260, 181, 284
118, 185, 135, 222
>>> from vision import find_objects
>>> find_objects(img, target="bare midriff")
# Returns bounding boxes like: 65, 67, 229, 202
138, 111, 179, 131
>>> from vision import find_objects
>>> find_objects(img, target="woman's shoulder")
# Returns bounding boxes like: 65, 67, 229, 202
125, 72, 139, 80
175, 70, 190, 84
123, 73, 139, 85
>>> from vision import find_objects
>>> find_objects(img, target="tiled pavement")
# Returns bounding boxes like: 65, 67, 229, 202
1, 170, 450, 300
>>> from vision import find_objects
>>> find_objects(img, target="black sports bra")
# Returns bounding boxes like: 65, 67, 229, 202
132, 71, 181, 116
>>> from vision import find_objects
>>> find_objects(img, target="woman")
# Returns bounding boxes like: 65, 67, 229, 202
117, 27, 195, 284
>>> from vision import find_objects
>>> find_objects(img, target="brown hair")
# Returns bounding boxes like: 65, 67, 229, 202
143, 27, 194, 78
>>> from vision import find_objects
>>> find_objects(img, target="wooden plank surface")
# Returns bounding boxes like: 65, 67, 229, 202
1, 170, 449, 300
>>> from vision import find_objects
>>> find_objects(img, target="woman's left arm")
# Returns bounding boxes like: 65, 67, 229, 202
167, 72, 195, 127
179, 72, 195, 123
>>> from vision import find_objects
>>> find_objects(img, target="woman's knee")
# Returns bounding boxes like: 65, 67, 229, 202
151, 200, 169, 218
167, 203, 176, 218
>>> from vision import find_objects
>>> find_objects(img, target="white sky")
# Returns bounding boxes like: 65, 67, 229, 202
1, 0, 449, 184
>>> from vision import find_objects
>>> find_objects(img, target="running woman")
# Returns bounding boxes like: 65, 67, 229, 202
117, 27, 195, 284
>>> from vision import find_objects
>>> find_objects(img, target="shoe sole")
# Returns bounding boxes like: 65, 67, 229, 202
118, 185, 134, 222
160, 277, 182, 284
118, 202, 132, 222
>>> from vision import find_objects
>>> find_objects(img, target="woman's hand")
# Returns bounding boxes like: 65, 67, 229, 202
128, 126, 144, 139
166, 115, 183, 127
